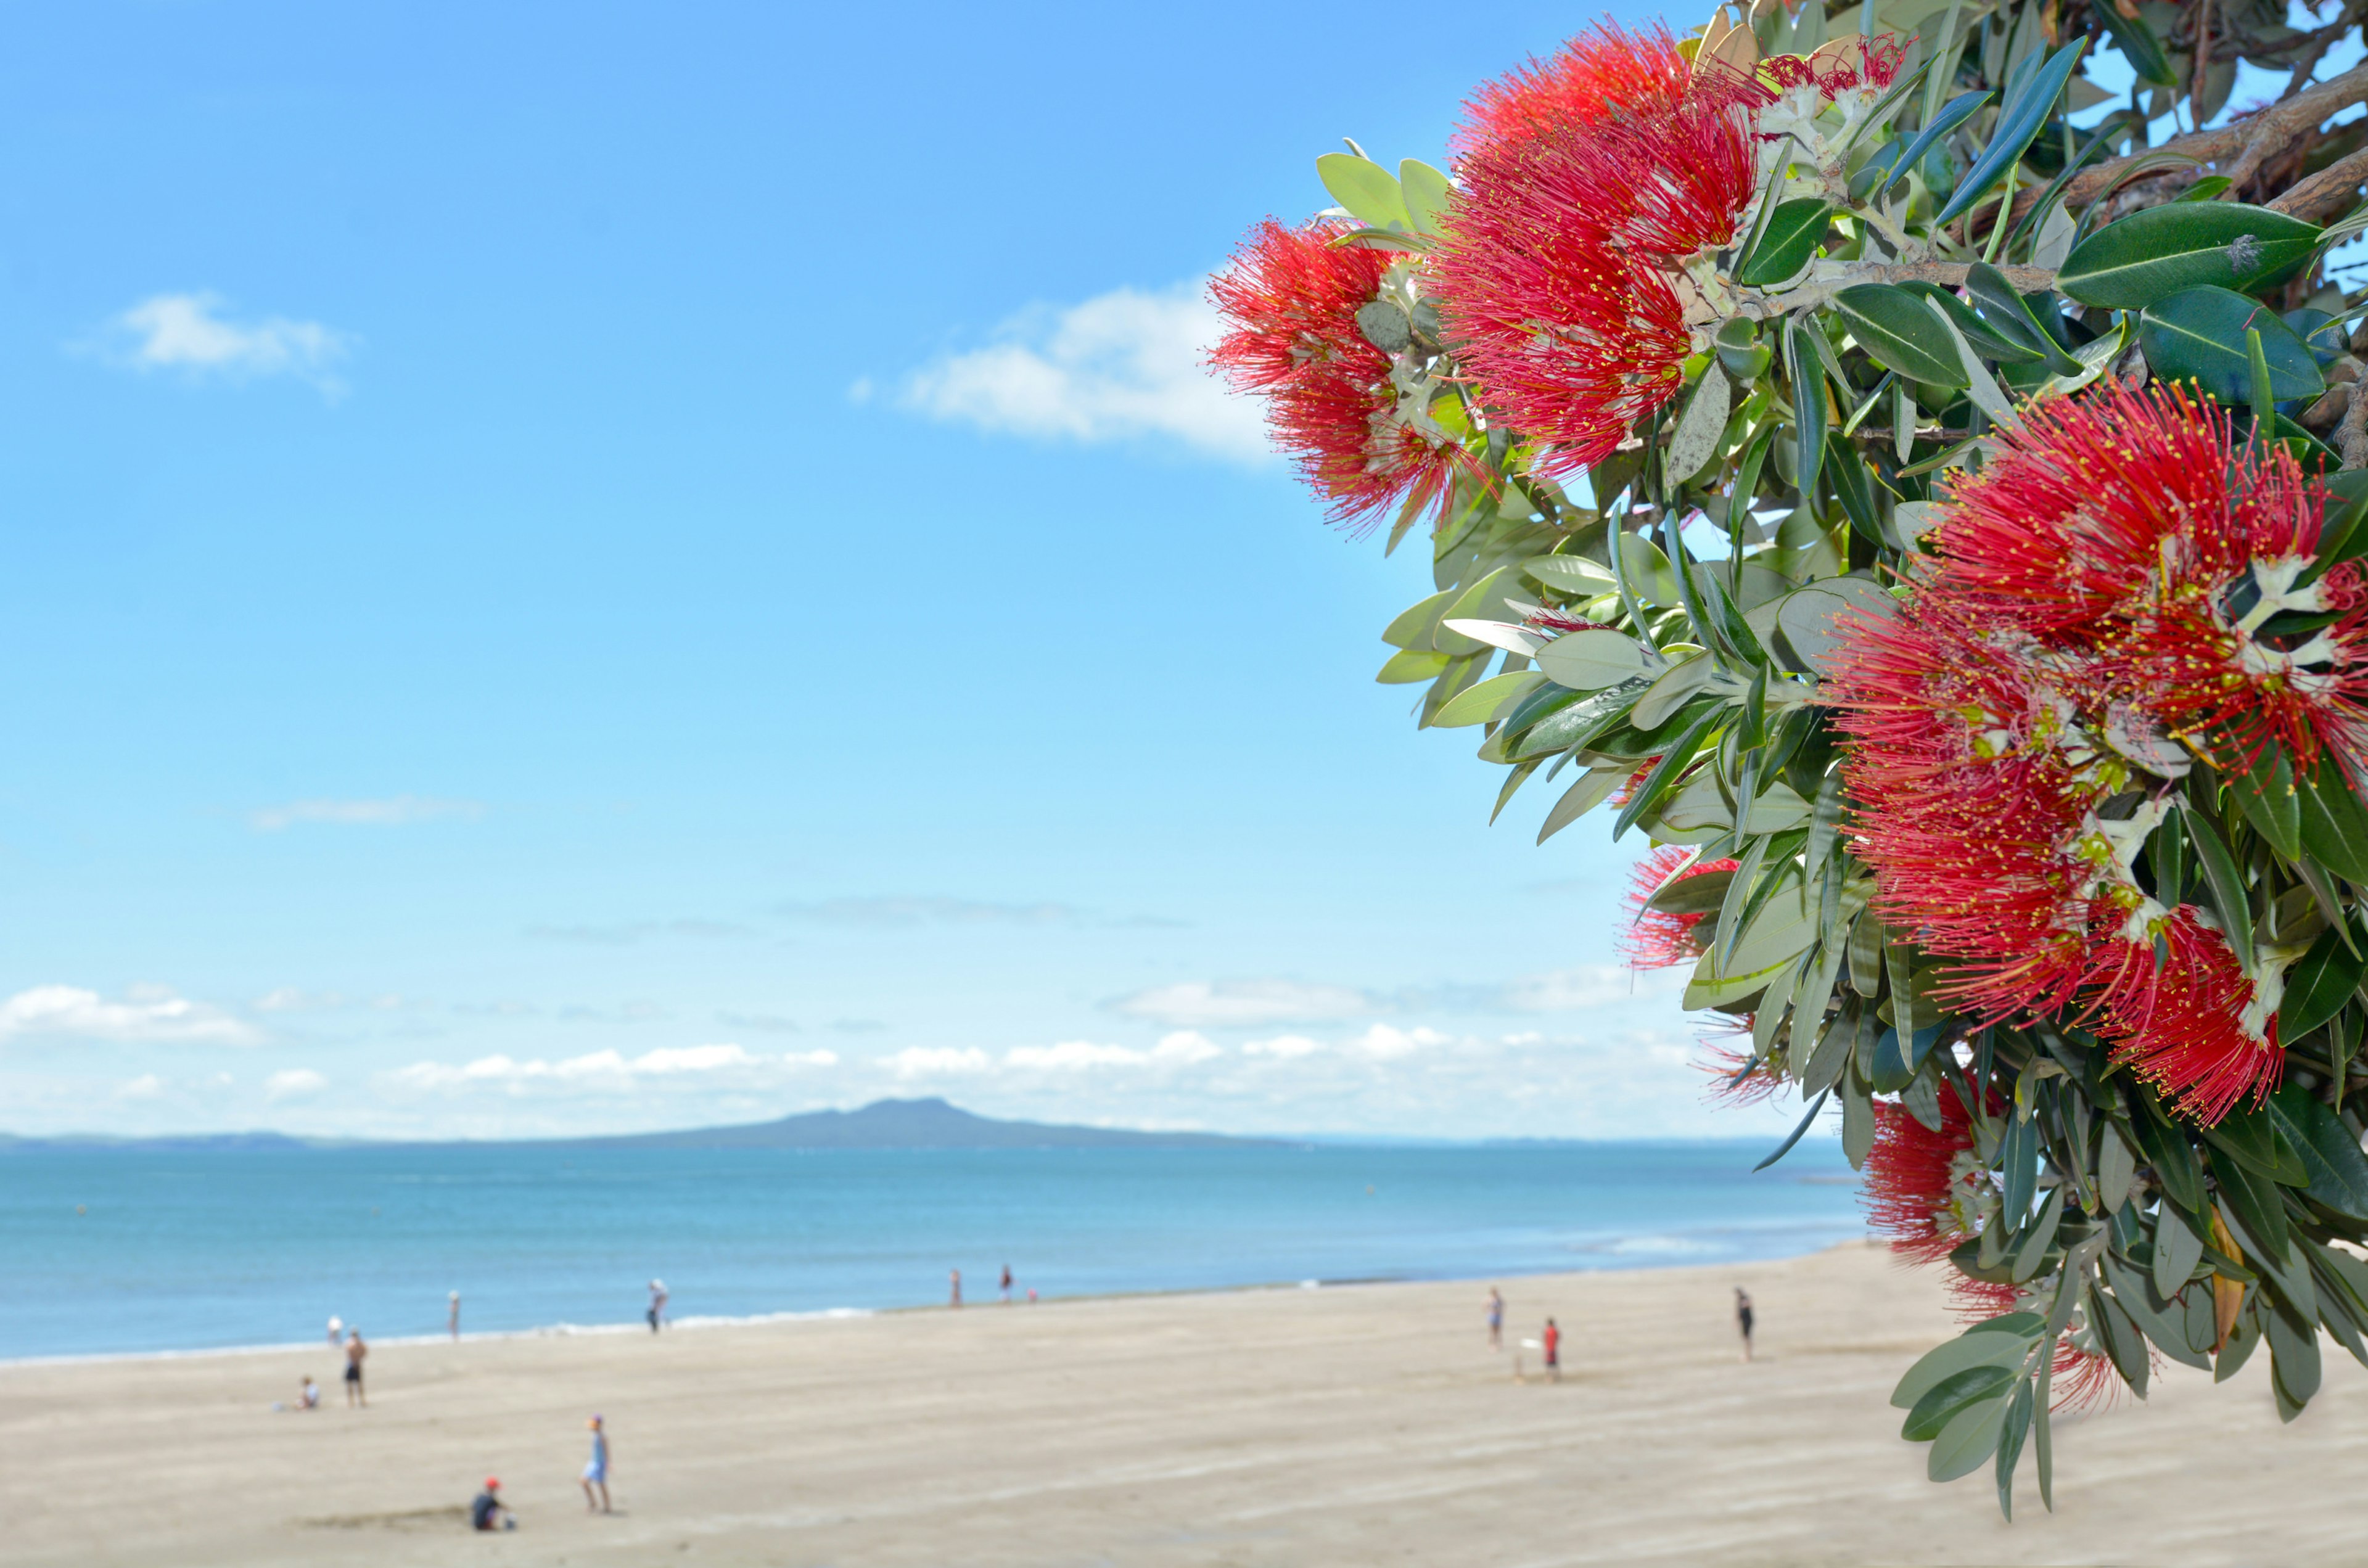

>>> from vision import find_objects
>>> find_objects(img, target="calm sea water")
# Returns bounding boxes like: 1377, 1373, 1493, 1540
0, 1139, 1864, 1361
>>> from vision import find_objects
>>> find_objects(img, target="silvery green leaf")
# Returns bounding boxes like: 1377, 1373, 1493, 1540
1438, 618, 1545, 659
1666, 361, 1733, 485
1534, 628, 1653, 690
1632, 651, 1721, 730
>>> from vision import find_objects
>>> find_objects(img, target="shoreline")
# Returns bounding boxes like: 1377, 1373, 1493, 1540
0, 1228, 1873, 1372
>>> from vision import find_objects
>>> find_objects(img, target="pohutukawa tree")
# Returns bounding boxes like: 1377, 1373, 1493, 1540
1212, 0, 2368, 1514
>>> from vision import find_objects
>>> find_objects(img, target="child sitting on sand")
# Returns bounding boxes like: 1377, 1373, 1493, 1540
472, 1478, 514, 1531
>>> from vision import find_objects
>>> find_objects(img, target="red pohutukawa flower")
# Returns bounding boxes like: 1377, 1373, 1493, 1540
1207, 218, 1471, 531
1862, 1085, 1988, 1266
1695, 1019, 1784, 1106
1621, 844, 1741, 969
1452, 21, 1695, 162
1827, 383, 2368, 1121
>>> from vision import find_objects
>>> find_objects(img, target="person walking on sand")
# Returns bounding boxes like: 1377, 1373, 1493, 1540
647, 1279, 668, 1333
1000, 1264, 1013, 1303
949, 1268, 962, 1308
448, 1291, 461, 1341
581, 1414, 612, 1513
1486, 1287, 1504, 1350
343, 1329, 369, 1406
1542, 1318, 1561, 1383
1735, 1288, 1756, 1363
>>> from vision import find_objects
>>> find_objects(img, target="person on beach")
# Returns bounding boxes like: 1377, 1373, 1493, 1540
1026, 1287, 1037, 1304
299, 1376, 319, 1410
1542, 1318, 1561, 1382
1000, 1263, 1013, 1304
326, 1315, 342, 1347
343, 1329, 369, 1406
449, 1291, 461, 1341
472, 1477, 513, 1532
647, 1279, 668, 1333
582, 1414, 612, 1513
1486, 1288, 1503, 1350
1735, 1288, 1755, 1363
949, 1268, 962, 1308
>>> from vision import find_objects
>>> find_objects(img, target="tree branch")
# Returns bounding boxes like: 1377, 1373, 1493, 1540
2269, 146, 2368, 220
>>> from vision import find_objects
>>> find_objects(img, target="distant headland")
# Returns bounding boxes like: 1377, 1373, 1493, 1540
0, 1096, 1267, 1153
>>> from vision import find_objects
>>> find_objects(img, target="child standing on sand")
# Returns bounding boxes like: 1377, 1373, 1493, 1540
582, 1415, 612, 1513
1542, 1318, 1560, 1382
1486, 1288, 1503, 1350
1735, 1289, 1755, 1363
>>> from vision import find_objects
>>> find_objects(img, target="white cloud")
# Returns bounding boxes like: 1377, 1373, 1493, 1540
1242, 1033, 1324, 1059
1489, 965, 1684, 1012
1349, 1024, 1449, 1061
250, 796, 484, 831
0, 984, 260, 1045
888, 1046, 993, 1079
1152, 1030, 1223, 1064
117, 1073, 165, 1100
388, 1043, 768, 1093
264, 1068, 327, 1101
1004, 1039, 1145, 1071
784, 1049, 840, 1067
893, 283, 1268, 461
102, 293, 352, 395
1105, 979, 1378, 1028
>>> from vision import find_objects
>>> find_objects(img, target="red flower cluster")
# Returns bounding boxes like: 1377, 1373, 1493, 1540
1433, 26, 1904, 476
1207, 219, 1470, 531
1827, 384, 2368, 1122
1622, 844, 1741, 969
1434, 25, 1753, 474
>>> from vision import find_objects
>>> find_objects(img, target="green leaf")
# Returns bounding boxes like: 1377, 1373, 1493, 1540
1934, 39, 2087, 228
2141, 287, 2325, 406
2133, 1096, 2209, 1214
2205, 1099, 2307, 1185
2095, 0, 2175, 83
1890, 1316, 2039, 1410
1397, 158, 1453, 237
2298, 751, 2368, 884
2179, 797, 2256, 972
2058, 203, 2323, 310
1996, 1374, 2033, 1519
2280, 917, 2367, 1043
1379, 589, 1453, 651
1880, 89, 1991, 194
1376, 649, 1450, 685
1429, 671, 1540, 729
2100, 1250, 2214, 1371
2214, 1159, 2292, 1269
2086, 1282, 2150, 1397
1785, 319, 1828, 496
2000, 1110, 2040, 1227
2266, 1303, 2324, 1412
1534, 629, 1651, 691
1834, 284, 1969, 387
1903, 1363, 2016, 1440
1536, 765, 1627, 844
2266, 1083, 2368, 1221
1315, 153, 1409, 230
1737, 199, 1831, 287
1666, 363, 1733, 486
2227, 742, 2303, 863
1896, 280, 2042, 363
1613, 705, 1726, 839
1928, 1394, 2013, 1481
2153, 1204, 2206, 1300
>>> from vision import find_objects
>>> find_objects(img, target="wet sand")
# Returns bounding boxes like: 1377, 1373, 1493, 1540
6, 1241, 2365, 1566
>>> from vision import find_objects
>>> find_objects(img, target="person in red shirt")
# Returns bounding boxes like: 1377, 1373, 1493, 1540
1542, 1318, 1561, 1382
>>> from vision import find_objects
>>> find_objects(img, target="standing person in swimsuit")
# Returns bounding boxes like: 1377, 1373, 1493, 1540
647, 1279, 668, 1333
1000, 1264, 1013, 1303
1486, 1287, 1504, 1350
949, 1268, 962, 1308
581, 1414, 612, 1513
1735, 1288, 1756, 1362
1542, 1318, 1561, 1382
343, 1329, 369, 1406
448, 1291, 461, 1341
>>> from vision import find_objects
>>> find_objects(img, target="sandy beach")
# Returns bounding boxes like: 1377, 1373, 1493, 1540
6, 1241, 2366, 1566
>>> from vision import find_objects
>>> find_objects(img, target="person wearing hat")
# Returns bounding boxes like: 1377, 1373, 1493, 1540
471, 1477, 512, 1532
581, 1414, 612, 1513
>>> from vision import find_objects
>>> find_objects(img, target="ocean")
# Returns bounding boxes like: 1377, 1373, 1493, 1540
1, 1138, 1865, 1362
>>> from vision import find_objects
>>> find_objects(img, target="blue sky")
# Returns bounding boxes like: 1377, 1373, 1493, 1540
0, 0, 1832, 1141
